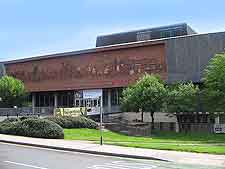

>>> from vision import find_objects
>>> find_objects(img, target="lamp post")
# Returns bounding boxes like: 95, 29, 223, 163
99, 96, 103, 145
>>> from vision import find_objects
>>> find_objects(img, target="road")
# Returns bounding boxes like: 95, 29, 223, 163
0, 143, 221, 169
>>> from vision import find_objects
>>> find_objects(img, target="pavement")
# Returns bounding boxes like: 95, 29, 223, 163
0, 134, 225, 168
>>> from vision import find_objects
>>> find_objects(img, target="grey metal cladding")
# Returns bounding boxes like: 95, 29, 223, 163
0, 63, 6, 77
166, 32, 225, 83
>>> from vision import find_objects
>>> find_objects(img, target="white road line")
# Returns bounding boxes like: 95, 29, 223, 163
112, 161, 157, 168
3, 160, 49, 169
88, 161, 157, 169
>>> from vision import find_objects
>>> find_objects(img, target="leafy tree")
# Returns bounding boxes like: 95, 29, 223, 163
202, 52, 225, 112
121, 74, 167, 130
166, 82, 199, 113
0, 76, 28, 108
166, 82, 199, 126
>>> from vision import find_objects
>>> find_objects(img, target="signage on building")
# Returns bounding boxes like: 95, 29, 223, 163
83, 89, 102, 99
214, 124, 225, 133
86, 107, 101, 116
82, 89, 102, 115
54, 107, 86, 117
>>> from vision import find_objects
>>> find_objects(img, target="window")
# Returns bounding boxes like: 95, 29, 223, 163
103, 89, 108, 106
111, 88, 123, 106
35, 92, 54, 107
160, 31, 172, 38
58, 91, 74, 107
136, 31, 151, 41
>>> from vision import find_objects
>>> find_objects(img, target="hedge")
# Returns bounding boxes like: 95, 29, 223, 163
45, 116, 98, 129
0, 118, 64, 139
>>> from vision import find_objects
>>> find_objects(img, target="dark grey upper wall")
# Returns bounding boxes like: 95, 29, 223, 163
0, 63, 6, 78
96, 23, 195, 47
166, 32, 225, 83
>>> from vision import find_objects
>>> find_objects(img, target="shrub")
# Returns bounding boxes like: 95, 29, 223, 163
2, 118, 19, 123
0, 121, 17, 135
0, 118, 64, 139
19, 116, 38, 121
1, 116, 38, 123
45, 116, 98, 129
45, 116, 73, 128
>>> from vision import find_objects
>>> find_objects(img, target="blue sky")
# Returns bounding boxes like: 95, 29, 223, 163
0, 0, 224, 61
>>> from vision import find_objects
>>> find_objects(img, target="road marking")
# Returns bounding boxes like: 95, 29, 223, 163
3, 160, 49, 169
88, 160, 157, 169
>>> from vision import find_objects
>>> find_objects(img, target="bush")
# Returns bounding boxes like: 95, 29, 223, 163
0, 122, 17, 135
19, 116, 38, 121
45, 116, 98, 129
44, 116, 73, 128
2, 118, 19, 123
0, 118, 64, 139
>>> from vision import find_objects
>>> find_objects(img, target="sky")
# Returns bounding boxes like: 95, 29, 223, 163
0, 0, 224, 61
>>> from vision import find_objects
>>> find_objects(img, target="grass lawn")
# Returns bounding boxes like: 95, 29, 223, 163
64, 129, 225, 155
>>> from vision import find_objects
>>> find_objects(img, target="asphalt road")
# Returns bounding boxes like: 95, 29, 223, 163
0, 143, 221, 169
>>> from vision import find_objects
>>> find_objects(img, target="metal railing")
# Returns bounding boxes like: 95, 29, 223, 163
0, 107, 54, 117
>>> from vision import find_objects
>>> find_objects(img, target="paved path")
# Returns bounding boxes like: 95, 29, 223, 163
0, 134, 225, 168
0, 143, 221, 169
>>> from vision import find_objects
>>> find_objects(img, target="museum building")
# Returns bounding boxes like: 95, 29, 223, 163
1, 23, 225, 115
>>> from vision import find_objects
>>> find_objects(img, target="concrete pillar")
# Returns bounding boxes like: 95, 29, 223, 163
0, 63, 6, 77
54, 93, 58, 108
175, 122, 179, 133
215, 116, 220, 124
32, 93, 36, 114
107, 89, 111, 113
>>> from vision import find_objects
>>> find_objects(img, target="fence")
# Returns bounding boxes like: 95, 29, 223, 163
0, 107, 54, 117
179, 123, 214, 133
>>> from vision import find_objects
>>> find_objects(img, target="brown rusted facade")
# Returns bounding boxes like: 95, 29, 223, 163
5, 42, 167, 92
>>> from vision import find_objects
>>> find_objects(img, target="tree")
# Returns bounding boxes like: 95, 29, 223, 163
166, 82, 199, 127
202, 52, 225, 112
166, 82, 199, 113
0, 76, 28, 108
121, 74, 167, 130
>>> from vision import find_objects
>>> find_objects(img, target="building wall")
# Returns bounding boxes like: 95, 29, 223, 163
121, 112, 177, 123
96, 23, 192, 47
0, 63, 6, 77
166, 32, 225, 83
5, 43, 167, 92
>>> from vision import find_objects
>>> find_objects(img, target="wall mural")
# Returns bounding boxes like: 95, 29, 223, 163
6, 44, 167, 91
8, 58, 164, 82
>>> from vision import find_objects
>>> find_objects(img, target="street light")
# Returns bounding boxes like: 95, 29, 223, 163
99, 96, 103, 145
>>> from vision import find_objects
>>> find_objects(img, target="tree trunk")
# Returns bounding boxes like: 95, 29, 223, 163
151, 112, 154, 131
176, 114, 181, 132
141, 111, 144, 122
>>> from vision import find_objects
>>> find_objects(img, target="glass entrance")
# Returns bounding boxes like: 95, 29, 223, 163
74, 98, 101, 115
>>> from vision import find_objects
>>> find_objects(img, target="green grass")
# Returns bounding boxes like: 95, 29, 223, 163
64, 129, 225, 155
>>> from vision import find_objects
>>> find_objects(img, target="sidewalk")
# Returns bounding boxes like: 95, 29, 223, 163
1, 134, 225, 167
